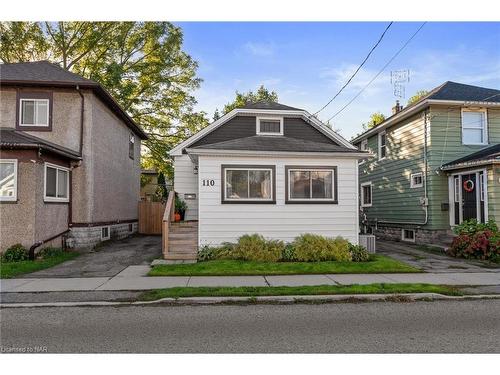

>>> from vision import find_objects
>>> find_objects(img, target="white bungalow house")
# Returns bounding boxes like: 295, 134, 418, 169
169, 101, 368, 250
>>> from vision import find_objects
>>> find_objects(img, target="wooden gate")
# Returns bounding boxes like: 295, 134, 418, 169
138, 201, 166, 234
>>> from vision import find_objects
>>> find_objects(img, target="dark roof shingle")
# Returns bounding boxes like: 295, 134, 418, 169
238, 101, 303, 111
0, 128, 81, 160
189, 135, 357, 153
441, 144, 500, 170
427, 81, 500, 103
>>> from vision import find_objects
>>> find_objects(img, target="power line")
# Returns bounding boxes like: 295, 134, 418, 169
313, 21, 394, 116
327, 22, 427, 123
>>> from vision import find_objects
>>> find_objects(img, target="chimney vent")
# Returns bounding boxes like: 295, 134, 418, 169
392, 100, 403, 114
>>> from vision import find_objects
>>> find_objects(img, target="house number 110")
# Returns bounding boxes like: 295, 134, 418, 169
202, 179, 215, 187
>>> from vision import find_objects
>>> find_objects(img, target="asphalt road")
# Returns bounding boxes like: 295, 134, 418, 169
1, 300, 499, 353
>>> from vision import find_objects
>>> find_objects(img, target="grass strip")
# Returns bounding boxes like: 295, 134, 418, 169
139, 283, 462, 301
149, 255, 420, 277
0, 252, 80, 279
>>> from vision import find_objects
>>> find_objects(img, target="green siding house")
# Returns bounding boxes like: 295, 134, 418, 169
352, 81, 500, 246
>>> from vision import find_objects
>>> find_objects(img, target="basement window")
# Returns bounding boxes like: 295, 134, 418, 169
402, 229, 416, 242
101, 226, 111, 241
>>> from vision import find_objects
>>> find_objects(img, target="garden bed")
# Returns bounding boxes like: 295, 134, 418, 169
148, 255, 420, 276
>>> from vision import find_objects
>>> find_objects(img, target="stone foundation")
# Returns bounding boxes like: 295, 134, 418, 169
371, 224, 452, 247
68, 222, 138, 249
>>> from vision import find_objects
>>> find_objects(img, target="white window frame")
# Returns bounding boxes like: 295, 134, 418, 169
129, 133, 135, 160
44, 163, 70, 203
461, 108, 488, 146
401, 228, 416, 242
479, 172, 485, 202
101, 226, 111, 241
256, 116, 284, 136
378, 131, 386, 160
359, 139, 368, 165
19, 98, 50, 127
287, 168, 336, 202
0, 159, 18, 202
360, 181, 373, 207
224, 167, 274, 202
410, 172, 424, 188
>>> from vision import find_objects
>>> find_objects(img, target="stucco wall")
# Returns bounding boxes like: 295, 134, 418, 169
88, 95, 140, 222
197, 154, 359, 246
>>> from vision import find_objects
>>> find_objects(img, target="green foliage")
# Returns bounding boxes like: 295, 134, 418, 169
348, 244, 371, 262
155, 172, 169, 201
449, 219, 499, 261
37, 247, 64, 258
222, 85, 278, 115
175, 196, 188, 214
1, 244, 28, 262
361, 111, 386, 131
232, 234, 284, 262
281, 244, 296, 262
453, 219, 498, 236
197, 243, 234, 262
407, 90, 429, 105
140, 174, 152, 188
292, 234, 352, 262
0, 21, 209, 175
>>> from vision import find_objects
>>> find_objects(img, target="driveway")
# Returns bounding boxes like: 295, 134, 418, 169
24, 235, 161, 278
378, 240, 500, 273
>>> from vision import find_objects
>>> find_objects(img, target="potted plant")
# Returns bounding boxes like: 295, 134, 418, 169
175, 196, 188, 221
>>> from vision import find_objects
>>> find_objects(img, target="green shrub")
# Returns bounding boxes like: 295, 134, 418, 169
197, 243, 234, 262
349, 244, 371, 262
453, 219, 498, 236
38, 247, 64, 259
292, 234, 352, 262
2, 244, 29, 262
232, 234, 284, 262
281, 244, 296, 262
449, 219, 499, 261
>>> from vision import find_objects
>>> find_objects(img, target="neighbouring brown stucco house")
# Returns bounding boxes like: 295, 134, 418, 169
0, 61, 148, 253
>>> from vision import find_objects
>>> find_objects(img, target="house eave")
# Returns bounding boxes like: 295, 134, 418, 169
185, 147, 371, 159
440, 159, 500, 172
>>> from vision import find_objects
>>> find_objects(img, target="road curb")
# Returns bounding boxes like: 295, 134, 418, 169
1, 293, 499, 308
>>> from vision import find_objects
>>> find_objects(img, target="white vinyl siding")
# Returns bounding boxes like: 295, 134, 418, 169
173, 154, 199, 220
197, 155, 359, 246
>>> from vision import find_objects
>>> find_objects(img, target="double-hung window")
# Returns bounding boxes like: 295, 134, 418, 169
19, 98, 50, 127
0, 159, 18, 201
378, 131, 387, 160
286, 166, 337, 203
361, 182, 372, 207
256, 117, 283, 135
462, 109, 488, 145
44, 163, 70, 202
222, 165, 275, 203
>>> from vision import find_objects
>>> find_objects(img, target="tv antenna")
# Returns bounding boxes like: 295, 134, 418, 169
391, 70, 410, 98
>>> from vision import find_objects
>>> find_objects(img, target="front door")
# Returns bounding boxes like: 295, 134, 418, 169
461, 173, 477, 221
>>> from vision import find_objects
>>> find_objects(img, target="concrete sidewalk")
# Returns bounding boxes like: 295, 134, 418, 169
2, 267, 500, 293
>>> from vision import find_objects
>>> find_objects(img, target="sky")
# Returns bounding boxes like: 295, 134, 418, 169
177, 22, 500, 140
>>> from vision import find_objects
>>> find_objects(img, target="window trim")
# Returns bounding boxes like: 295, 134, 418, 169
285, 166, 338, 204
410, 172, 424, 189
378, 131, 386, 160
256, 116, 284, 136
221, 164, 276, 204
401, 228, 416, 243
44, 163, 70, 203
461, 108, 488, 146
0, 159, 18, 202
359, 139, 368, 165
101, 226, 111, 241
16, 91, 53, 131
360, 181, 373, 208
129, 133, 135, 160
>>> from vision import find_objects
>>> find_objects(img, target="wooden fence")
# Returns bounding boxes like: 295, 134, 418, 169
138, 201, 166, 235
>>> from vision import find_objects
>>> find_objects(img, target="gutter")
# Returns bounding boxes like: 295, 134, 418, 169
374, 109, 429, 227
185, 148, 371, 159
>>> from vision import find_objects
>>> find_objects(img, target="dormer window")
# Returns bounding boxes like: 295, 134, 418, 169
256, 117, 283, 135
17, 92, 52, 130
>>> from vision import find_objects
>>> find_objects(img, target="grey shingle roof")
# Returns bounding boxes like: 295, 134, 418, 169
441, 144, 500, 170
0, 128, 81, 160
189, 135, 357, 153
0, 61, 147, 139
427, 81, 500, 103
0, 61, 96, 84
238, 101, 303, 111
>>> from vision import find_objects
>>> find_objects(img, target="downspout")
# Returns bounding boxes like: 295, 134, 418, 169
376, 108, 429, 227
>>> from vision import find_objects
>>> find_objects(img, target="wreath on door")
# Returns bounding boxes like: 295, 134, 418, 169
463, 179, 475, 193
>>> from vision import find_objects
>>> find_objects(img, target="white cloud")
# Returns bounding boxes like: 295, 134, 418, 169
243, 41, 275, 57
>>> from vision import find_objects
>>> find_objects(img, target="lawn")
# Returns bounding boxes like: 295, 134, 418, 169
0, 251, 80, 279
139, 283, 462, 301
148, 255, 420, 276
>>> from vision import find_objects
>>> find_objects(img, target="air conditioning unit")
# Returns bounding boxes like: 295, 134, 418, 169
359, 234, 376, 253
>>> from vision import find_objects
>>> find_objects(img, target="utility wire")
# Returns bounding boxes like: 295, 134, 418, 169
327, 22, 427, 123
313, 21, 394, 116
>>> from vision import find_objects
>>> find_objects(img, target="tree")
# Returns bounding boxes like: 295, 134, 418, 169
362, 111, 386, 130
0, 21, 209, 176
407, 90, 429, 105
222, 85, 278, 114
213, 108, 221, 121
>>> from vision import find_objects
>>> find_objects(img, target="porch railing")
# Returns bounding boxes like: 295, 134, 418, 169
162, 191, 176, 257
